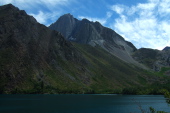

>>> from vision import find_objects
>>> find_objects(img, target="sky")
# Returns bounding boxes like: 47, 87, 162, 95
0, 0, 170, 50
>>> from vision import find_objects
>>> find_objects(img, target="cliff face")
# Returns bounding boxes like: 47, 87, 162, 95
49, 14, 143, 66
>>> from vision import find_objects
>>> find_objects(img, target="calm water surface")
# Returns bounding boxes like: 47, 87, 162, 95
0, 94, 169, 113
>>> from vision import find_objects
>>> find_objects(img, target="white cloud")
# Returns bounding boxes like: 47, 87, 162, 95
127, 6, 137, 15
111, 4, 126, 14
159, 0, 170, 14
110, 0, 170, 50
137, 2, 156, 10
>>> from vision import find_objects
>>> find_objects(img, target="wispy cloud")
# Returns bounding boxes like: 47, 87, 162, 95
110, 0, 170, 50
106, 12, 113, 18
110, 4, 126, 15
0, 0, 71, 9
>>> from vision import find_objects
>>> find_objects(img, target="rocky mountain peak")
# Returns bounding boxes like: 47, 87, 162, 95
60, 13, 75, 20
49, 13, 78, 39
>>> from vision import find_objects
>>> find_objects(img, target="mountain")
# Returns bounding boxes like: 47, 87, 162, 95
133, 48, 170, 74
49, 14, 146, 68
132, 48, 160, 69
0, 4, 169, 94
49, 14, 170, 73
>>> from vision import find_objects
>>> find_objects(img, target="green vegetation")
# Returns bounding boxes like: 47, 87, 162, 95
122, 67, 170, 95
72, 43, 147, 93
72, 43, 170, 94
157, 67, 170, 76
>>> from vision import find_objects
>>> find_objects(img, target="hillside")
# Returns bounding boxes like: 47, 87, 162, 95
0, 4, 169, 94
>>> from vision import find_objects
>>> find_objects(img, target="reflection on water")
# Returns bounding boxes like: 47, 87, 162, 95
0, 94, 169, 113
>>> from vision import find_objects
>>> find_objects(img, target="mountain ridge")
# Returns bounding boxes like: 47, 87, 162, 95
49, 14, 147, 69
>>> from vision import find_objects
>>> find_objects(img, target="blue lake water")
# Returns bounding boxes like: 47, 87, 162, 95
0, 94, 169, 113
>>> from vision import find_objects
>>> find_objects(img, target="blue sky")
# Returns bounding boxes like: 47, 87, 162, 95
0, 0, 170, 50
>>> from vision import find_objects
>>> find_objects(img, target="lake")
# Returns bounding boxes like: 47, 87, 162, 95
0, 94, 169, 113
